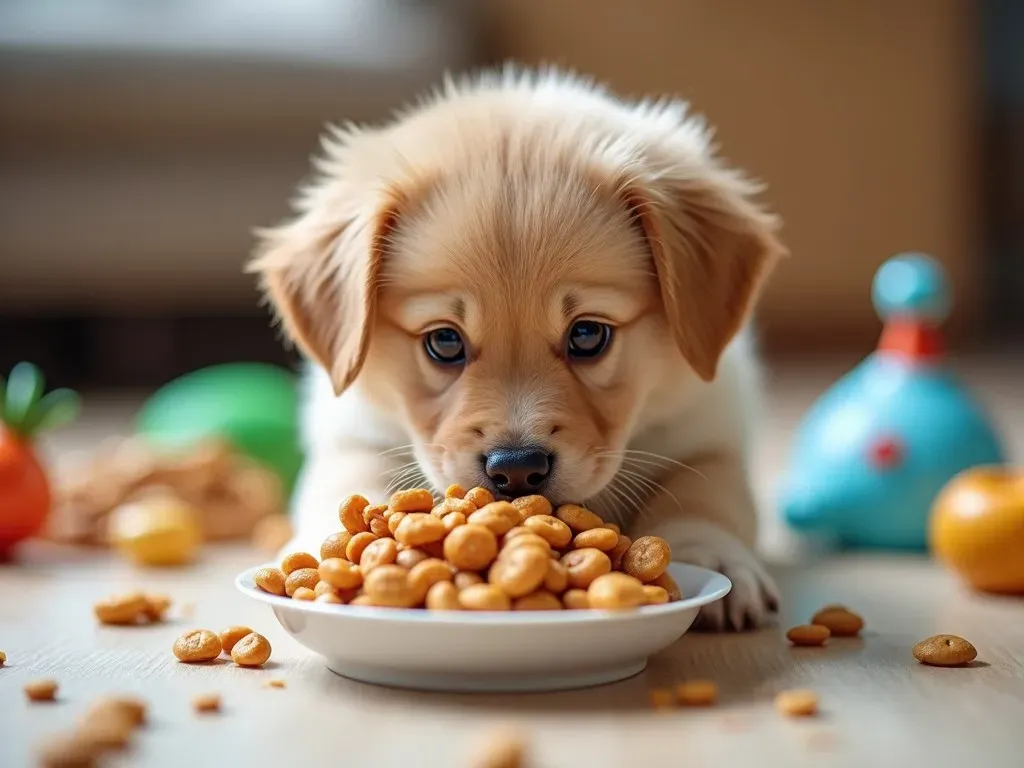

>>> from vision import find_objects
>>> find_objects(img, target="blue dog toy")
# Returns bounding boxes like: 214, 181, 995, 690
778, 253, 1006, 549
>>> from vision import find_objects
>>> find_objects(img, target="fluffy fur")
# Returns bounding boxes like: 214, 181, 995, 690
250, 68, 785, 630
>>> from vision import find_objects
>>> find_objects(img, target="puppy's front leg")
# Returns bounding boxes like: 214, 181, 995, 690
627, 452, 779, 631
281, 448, 397, 558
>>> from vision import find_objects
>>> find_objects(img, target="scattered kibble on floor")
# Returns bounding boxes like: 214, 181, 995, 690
912, 634, 978, 667
192, 693, 222, 713
775, 689, 819, 718
676, 680, 718, 706
24, 678, 59, 702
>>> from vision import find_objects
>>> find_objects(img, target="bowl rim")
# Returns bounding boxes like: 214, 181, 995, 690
235, 562, 731, 626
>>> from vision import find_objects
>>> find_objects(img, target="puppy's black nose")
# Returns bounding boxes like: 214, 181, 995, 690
484, 447, 551, 496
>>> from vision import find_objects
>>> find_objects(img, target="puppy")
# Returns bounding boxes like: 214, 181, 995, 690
250, 69, 785, 630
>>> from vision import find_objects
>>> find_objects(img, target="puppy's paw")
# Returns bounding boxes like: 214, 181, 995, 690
669, 522, 780, 632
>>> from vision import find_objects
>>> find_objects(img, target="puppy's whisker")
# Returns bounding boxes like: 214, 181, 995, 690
382, 461, 423, 476
603, 477, 642, 519
617, 468, 684, 514
596, 450, 709, 482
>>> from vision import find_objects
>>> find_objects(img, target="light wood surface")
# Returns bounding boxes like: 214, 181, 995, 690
2, 355, 1022, 767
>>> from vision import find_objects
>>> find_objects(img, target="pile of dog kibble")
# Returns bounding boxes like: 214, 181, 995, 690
254, 486, 681, 611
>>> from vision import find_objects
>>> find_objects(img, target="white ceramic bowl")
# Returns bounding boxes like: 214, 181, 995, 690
236, 562, 730, 692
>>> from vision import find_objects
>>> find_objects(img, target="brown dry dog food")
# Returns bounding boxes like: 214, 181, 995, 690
338, 494, 370, 532
251, 489, 677, 613
284, 567, 320, 597
811, 606, 864, 637
141, 593, 172, 622
0, 650, 6, 666
775, 689, 819, 717
787, 624, 831, 647
622, 536, 671, 582
649, 688, 675, 709
37, 733, 100, 768
82, 695, 147, 728
93, 592, 148, 626
676, 680, 718, 706
192, 693, 221, 713
912, 634, 977, 667
254, 567, 287, 596
219, 626, 254, 654
280, 551, 318, 575
445, 483, 467, 499
468, 727, 527, 768
231, 633, 272, 667
587, 572, 646, 609
25, 678, 59, 702
173, 630, 222, 663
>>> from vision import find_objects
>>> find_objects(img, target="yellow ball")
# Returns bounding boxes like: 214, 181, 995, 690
110, 495, 201, 567
930, 466, 1024, 595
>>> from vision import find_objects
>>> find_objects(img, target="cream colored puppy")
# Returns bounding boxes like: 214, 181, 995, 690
251, 69, 785, 630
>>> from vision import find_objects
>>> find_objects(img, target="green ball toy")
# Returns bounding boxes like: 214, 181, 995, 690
136, 363, 303, 497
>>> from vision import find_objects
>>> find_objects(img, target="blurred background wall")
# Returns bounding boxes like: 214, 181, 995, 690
1, 0, 1021, 388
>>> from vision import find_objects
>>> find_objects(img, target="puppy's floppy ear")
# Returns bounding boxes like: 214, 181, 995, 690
248, 181, 401, 396
627, 164, 786, 382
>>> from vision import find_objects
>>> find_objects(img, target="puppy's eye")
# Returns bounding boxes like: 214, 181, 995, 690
424, 327, 466, 365
567, 320, 612, 360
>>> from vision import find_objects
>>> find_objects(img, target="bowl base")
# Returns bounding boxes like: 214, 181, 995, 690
326, 658, 648, 693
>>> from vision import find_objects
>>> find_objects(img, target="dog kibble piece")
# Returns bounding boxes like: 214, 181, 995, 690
93, 592, 148, 626
265, 679, 286, 688
562, 548, 613, 589
787, 624, 831, 647
318, 558, 363, 589
0, 649, 5, 666
555, 503, 605, 532
409, 558, 454, 602
775, 689, 819, 717
512, 590, 563, 611
603, 522, 621, 535
254, 567, 287, 596
432, 498, 476, 518
83, 695, 147, 728
443, 511, 468, 532
454, 571, 485, 590
608, 534, 632, 570
193, 693, 221, 713
76, 717, 134, 752
359, 537, 399, 573
468, 727, 527, 768
390, 488, 435, 512
573, 527, 619, 551
280, 551, 318, 575
587, 572, 646, 609
544, 559, 569, 593
811, 607, 864, 637
395, 513, 447, 547
511, 495, 553, 519
339, 494, 370, 533
523, 515, 573, 548
316, 592, 344, 604
650, 688, 675, 709
676, 680, 718, 706
314, 580, 338, 598
459, 583, 512, 611
464, 487, 496, 508
363, 564, 418, 608
643, 585, 670, 605
445, 483, 467, 500
444, 524, 499, 571
173, 629, 222, 663
562, 589, 590, 609
320, 531, 353, 561
362, 502, 389, 524
489, 545, 550, 598
25, 678, 59, 702
622, 536, 672, 583
425, 580, 462, 610
502, 532, 551, 555
648, 570, 683, 601
912, 634, 978, 667
231, 632, 272, 666
468, 502, 522, 536
396, 547, 430, 569
284, 567, 320, 596
37, 733, 100, 768
141, 593, 172, 622
345, 531, 378, 564
219, 625, 254, 654
387, 511, 407, 535
369, 516, 391, 537
292, 587, 316, 601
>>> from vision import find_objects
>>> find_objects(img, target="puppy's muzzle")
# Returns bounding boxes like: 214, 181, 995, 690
483, 446, 552, 497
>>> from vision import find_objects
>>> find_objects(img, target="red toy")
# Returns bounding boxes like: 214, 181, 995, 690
0, 363, 80, 557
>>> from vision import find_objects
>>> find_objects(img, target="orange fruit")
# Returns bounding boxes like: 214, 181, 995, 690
929, 466, 1024, 594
